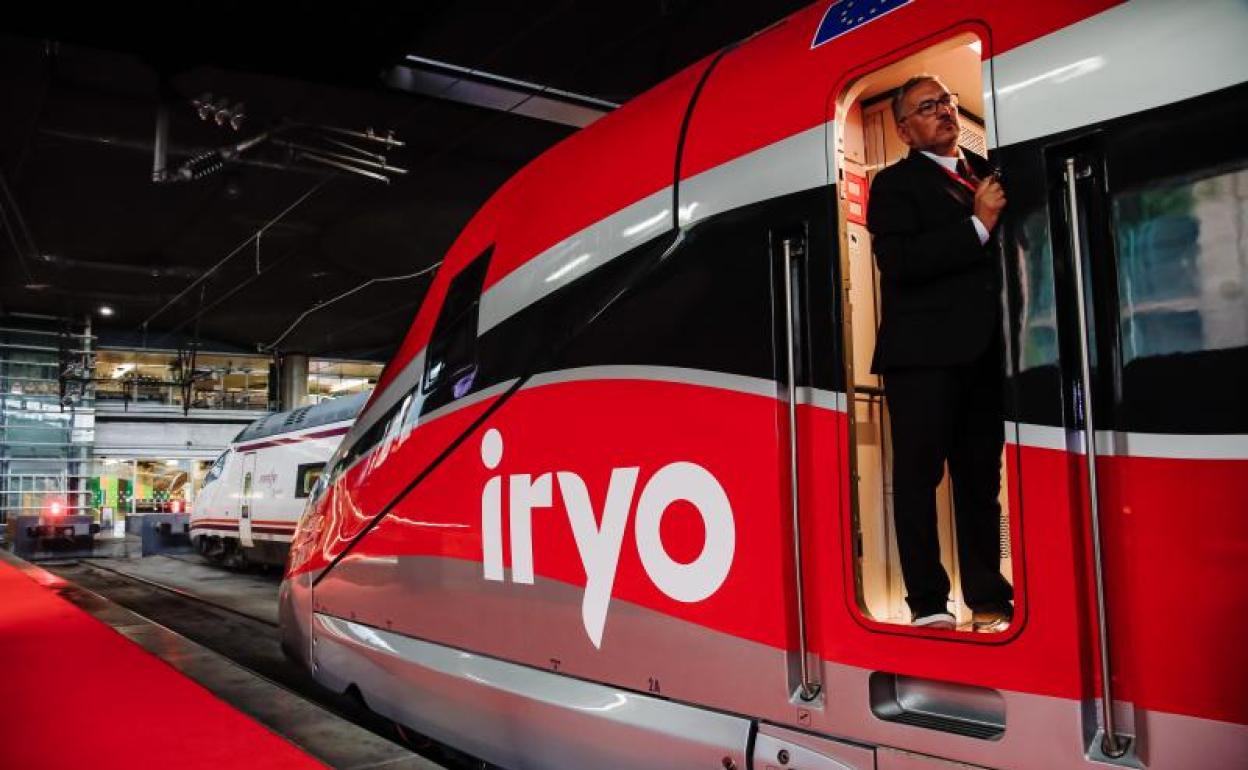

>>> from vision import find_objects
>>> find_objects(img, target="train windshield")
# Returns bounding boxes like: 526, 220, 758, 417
203, 452, 228, 484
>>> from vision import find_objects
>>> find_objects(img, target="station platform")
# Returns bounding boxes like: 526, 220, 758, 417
0, 550, 326, 770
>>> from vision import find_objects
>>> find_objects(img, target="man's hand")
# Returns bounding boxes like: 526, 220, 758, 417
974, 176, 1007, 232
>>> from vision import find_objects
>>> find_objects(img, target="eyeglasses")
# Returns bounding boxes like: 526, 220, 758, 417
901, 92, 959, 121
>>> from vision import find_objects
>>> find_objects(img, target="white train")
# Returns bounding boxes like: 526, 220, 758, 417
191, 392, 368, 566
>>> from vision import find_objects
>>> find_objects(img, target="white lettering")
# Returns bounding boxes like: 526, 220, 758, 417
481, 477, 504, 581
557, 468, 638, 649
509, 473, 553, 584
480, 429, 504, 581
634, 461, 735, 603
479, 429, 736, 646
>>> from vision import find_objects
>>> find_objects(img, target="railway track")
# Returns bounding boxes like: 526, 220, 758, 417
43, 557, 491, 770
76, 557, 279, 628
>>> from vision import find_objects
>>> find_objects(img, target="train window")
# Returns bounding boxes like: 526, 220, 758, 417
423, 247, 493, 401
295, 462, 325, 499
204, 452, 227, 484
836, 33, 1016, 634
1105, 88, 1248, 434
327, 401, 402, 484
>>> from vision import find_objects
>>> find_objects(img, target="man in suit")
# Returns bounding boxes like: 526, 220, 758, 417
866, 74, 1014, 631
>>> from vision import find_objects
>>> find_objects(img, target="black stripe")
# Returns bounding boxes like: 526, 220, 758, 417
474, 186, 842, 395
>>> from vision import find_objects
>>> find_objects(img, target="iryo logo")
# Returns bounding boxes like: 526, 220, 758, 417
479, 428, 735, 648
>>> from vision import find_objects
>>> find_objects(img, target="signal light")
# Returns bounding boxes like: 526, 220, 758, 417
170, 500, 183, 514
47, 500, 64, 517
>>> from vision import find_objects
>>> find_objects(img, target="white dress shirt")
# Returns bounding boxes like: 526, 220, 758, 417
921, 150, 990, 245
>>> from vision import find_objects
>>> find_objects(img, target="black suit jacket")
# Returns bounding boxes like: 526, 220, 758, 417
866, 148, 1001, 373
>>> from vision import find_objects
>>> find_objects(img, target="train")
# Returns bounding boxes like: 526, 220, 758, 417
279, 1, 1248, 768
190, 392, 367, 567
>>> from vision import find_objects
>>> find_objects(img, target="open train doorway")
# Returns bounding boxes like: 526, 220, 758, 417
833, 31, 1017, 633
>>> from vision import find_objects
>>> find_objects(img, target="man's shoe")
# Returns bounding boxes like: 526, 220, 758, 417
971, 605, 1013, 632
912, 611, 955, 630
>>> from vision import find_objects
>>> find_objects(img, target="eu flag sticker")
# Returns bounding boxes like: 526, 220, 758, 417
811, 0, 912, 49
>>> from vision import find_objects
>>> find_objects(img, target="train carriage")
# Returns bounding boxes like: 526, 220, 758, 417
280, 2, 1248, 768
191, 392, 367, 566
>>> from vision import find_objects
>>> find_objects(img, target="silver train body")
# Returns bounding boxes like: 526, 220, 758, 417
190, 392, 367, 566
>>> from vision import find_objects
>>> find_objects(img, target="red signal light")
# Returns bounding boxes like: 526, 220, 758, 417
48, 500, 64, 517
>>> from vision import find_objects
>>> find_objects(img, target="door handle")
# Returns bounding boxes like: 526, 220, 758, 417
1062, 157, 1126, 759
782, 236, 821, 703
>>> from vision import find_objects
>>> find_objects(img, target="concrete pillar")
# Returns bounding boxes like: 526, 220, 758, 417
279, 353, 309, 411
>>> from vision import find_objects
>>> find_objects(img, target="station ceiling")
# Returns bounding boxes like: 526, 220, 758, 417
1, 1, 811, 360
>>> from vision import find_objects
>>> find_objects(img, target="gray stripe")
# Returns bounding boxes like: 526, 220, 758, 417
525, 365, 846, 412
351, 366, 847, 468
314, 613, 751, 770
419, 378, 517, 425
986, 0, 1248, 148
1014, 423, 1248, 461
479, 187, 674, 335
678, 121, 830, 227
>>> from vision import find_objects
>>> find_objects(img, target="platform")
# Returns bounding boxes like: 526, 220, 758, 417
0, 550, 440, 770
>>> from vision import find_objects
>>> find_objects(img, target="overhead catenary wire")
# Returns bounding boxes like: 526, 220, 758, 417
137, 174, 335, 334
135, 11, 564, 344
141, 5, 651, 350
260, 262, 441, 352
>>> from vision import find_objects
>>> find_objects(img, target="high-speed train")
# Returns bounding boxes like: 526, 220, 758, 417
191, 392, 367, 566
280, 2, 1248, 768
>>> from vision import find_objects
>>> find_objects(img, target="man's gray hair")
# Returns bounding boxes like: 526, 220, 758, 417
892, 74, 946, 122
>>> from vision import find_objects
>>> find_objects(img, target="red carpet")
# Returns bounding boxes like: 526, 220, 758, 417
0, 556, 326, 770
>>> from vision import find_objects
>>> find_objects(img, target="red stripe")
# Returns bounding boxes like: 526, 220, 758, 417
237, 425, 349, 453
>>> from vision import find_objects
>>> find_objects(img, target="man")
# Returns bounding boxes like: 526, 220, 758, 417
866, 74, 1013, 631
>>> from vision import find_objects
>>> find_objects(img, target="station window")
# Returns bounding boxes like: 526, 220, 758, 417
835, 33, 1016, 634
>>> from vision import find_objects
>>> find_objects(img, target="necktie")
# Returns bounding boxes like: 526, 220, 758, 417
956, 158, 979, 187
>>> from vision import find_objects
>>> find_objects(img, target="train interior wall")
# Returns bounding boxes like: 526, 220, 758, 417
833, 33, 1014, 629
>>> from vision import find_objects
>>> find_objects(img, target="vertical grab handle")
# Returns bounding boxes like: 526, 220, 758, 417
782, 238, 821, 702
1063, 158, 1126, 759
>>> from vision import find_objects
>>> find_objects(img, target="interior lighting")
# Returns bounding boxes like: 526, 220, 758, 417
98, 305, 115, 317
329, 377, 369, 393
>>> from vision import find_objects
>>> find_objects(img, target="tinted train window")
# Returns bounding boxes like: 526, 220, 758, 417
423, 248, 492, 402
204, 453, 227, 484
295, 462, 324, 498
1106, 85, 1248, 433
1113, 168, 1247, 361
328, 402, 400, 482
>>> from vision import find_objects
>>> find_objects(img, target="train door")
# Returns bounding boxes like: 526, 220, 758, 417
239, 451, 256, 548
831, 30, 1021, 632
1041, 82, 1248, 757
